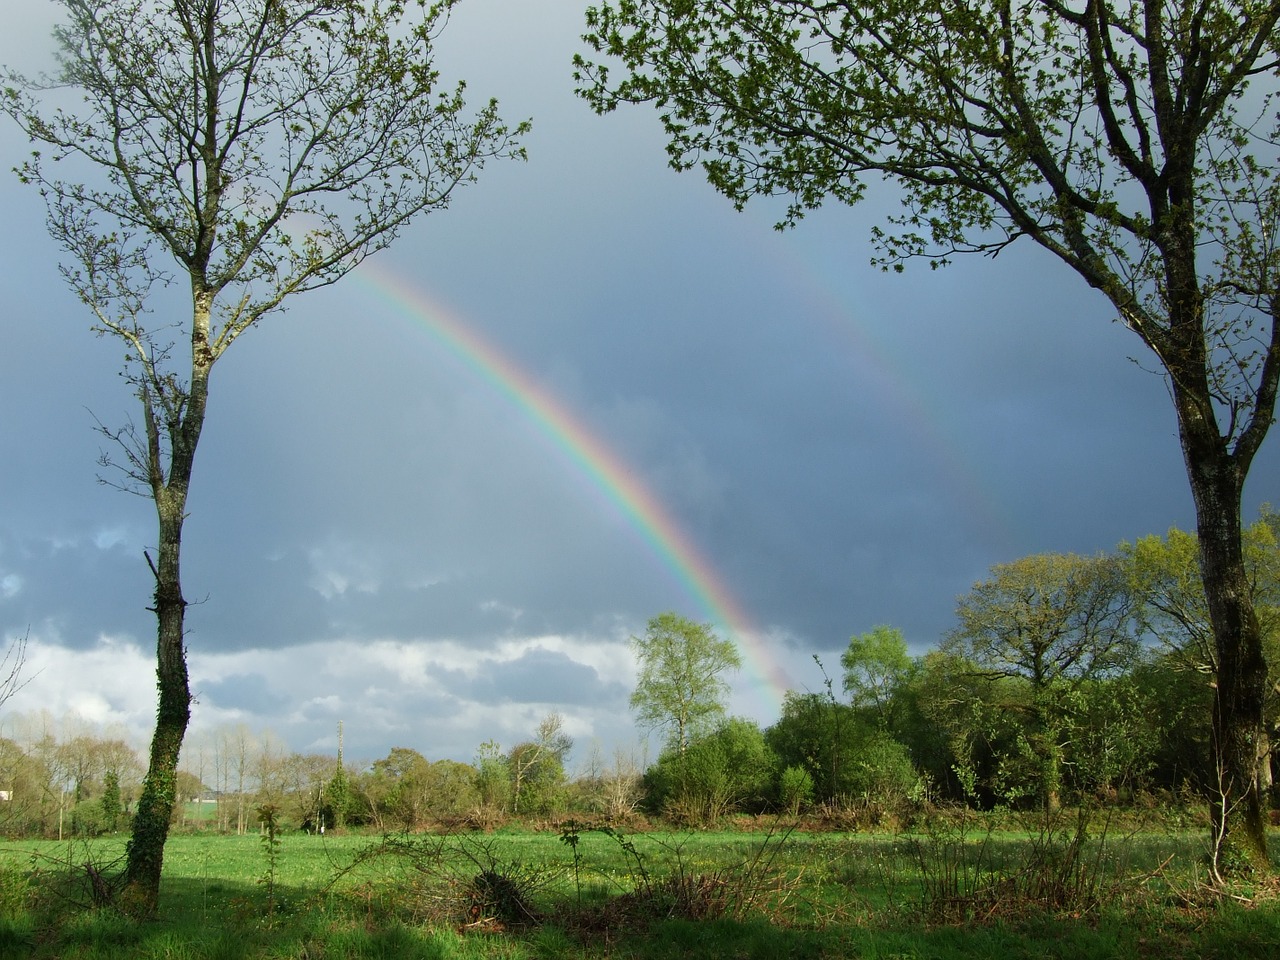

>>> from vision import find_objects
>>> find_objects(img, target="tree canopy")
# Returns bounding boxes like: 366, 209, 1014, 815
630, 612, 743, 752
841, 625, 912, 731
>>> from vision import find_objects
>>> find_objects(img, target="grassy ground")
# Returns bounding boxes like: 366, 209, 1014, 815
0, 816, 1276, 958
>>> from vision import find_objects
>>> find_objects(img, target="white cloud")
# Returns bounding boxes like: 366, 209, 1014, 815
9, 634, 157, 746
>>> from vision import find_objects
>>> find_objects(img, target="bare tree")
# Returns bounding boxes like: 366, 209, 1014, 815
3, 0, 526, 913
0, 633, 29, 713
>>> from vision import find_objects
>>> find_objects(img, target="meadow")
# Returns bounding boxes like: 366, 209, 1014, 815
0, 812, 1277, 959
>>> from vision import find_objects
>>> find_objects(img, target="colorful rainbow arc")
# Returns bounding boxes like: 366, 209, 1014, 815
353, 261, 794, 712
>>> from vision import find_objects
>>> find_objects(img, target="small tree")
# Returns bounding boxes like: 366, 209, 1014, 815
508, 712, 573, 817
777, 765, 813, 816
841, 625, 913, 732
3, 0, 526, 913
765, 691, 861, 806
473, 739, 511, 818
100, 770, 122, 832
630, 612, 743, 753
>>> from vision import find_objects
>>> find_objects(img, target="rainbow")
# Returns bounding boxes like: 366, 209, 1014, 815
352, 261, 794, 711
740, 222, 1019, 554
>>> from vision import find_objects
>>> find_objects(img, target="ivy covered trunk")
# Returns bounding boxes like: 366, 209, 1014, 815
121, 295, 211, 915
121, 503, 191, 915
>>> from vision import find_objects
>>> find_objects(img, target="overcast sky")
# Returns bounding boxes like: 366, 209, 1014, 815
1, 0, 1275, 772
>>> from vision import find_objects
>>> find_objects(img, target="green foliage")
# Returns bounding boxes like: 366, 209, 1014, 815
322, 765, 361, 831
69, 800, 113, 838
98, 771, 121, 834
473, 740, 512, 818
942, 553, 1140, 811
841, 625, 912, 731
764, 692, 919, 812
420, 760, 482, 820
777, 766, 813, 816
630, 612, 743, 752
645, 718, 776, 825
1123, 511, 1280, 726
505, 713, 574, 818
1128, 652, 1216, 794
507, 743, 569, 818
1059, 675, 1164, 800
844, 736, 921, 808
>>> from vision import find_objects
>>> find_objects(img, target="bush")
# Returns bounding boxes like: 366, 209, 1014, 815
646, 719, 777, 826
69, 800, 112, 838
778, 766, 814, 815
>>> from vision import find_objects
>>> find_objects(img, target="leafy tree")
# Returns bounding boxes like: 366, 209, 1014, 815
322, 764, 360, 831
508, 712, 573, 817
844, 735, 921, 810
1126, 511, 1280, 672
630, 612, 743, 752
473, 739, 511, 816
366, 747, 434, 830
2, 0, 526, 911
764, 690, 917, 808
100, 770, 122, 832
910, 649, 1021, 806
764, 691, 860, 805
777, 764, 814, 816
1060, 673, 1165, 800
943, 553, 1139, 811
576, 0, 1280, 870
841, 625, 913, 732
1129, 649, 1217, 794
416, 759, 480, 820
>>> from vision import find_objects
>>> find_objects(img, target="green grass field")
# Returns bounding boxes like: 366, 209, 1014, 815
0, 818, 1276, 959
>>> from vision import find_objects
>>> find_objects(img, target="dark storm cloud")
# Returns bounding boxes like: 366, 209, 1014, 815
0, 527, 152, 651
1, 0, 1274, 760
197, 672, 281, 716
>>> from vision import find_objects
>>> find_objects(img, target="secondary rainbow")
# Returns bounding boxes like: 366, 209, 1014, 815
354, 261, 794, 710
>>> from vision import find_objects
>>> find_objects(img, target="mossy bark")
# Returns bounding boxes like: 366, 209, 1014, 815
121, 292, 211, 915
121, 496, 193, 915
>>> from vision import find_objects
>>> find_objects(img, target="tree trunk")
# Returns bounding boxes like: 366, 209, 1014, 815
1178, 401, 1271, 874
121, 291, 211, 915
121, 496, 192, 915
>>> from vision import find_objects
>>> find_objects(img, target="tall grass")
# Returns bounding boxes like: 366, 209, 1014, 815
0, 815, 1274, 959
